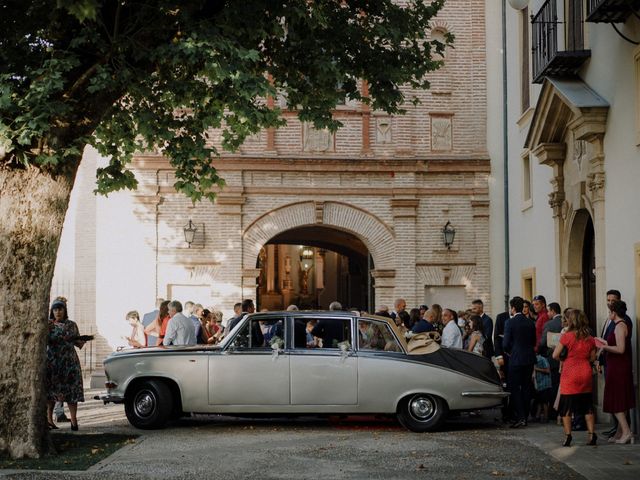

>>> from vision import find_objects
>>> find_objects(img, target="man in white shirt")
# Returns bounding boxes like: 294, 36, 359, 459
163, 301, 197, 346
441, 308, 463, 349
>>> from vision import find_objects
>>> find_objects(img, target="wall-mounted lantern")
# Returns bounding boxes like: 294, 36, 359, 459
183, 219, 198, 248
442, 221, 456, 250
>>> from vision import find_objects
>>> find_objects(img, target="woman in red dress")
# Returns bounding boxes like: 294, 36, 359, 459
599, 300, 635, 444
553, 309, 597, 447
144, 300, 170, 345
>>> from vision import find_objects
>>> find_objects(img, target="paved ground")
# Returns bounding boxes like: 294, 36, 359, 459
1, 391, 639, 480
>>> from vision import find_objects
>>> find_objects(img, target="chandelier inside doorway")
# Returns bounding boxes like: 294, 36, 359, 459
299, 246, 314, 295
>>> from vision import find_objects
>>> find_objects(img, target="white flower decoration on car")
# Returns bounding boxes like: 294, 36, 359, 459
270, 335, 284, 360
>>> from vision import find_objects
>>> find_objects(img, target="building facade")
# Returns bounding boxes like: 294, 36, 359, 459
52, 1, 501, 369
503, 0, 640, 413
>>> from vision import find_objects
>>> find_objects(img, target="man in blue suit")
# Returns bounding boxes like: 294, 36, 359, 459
503, 296, 537, 428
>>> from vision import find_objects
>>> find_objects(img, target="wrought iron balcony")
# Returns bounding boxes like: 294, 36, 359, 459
532, 0, 591, 84
587, 0, 640, 23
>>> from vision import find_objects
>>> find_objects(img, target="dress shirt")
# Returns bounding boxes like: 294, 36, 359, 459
441, 321, 463, 349
163, 312, 197, 346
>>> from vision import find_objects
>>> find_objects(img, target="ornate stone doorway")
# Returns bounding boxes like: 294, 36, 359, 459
565, 209, 597, 330
255, 226, 373, 311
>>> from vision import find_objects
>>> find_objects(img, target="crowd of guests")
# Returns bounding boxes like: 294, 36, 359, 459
46, 290, 636, 445
491, 291, 636, 447
367, 294, 636, 446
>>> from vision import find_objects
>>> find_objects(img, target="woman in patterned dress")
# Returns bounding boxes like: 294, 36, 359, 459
46, 299, 86, 430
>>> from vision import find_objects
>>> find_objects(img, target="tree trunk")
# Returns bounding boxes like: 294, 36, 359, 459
0, 161, 79, 458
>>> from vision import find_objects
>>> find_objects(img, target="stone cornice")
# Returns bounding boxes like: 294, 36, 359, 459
131, 155, 491, 173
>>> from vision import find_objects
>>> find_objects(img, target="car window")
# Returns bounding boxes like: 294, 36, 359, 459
294, 317, 351, 349
357, 319, 402, 352
231, 317, 285, 350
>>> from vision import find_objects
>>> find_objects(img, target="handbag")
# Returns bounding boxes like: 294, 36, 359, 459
558, 345, 568, 361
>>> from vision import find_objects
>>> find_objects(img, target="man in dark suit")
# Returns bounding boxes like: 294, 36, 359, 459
227, 299, 255, 332
471, 299, 494, 358
493, 309, 511, 421
503, 296, 536, 428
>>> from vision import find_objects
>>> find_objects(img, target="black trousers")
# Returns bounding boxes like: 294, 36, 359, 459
508, 364, 534, 422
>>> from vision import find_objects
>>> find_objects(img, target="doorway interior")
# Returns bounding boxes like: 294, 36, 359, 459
255, 226, 374, 312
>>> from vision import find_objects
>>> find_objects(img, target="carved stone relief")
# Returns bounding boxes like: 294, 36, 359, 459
376, 118, 392, 143
431, 116, 452, 151
573, 139, 587, 172
302, 123, 334, 152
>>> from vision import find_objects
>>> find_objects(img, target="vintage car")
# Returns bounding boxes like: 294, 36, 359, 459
101, 311, 507, 432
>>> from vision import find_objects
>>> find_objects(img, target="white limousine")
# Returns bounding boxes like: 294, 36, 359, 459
101, 311, 507, 432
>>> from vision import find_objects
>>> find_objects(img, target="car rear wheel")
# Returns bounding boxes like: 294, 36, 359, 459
397, 393, 447, 432
125, 379, 173, 429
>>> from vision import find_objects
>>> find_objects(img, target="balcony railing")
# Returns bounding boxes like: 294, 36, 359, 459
587, 0, 640, 23
532, 0, 591, 83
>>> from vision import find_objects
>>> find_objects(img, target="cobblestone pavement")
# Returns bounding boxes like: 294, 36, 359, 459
1, 393, 638, 480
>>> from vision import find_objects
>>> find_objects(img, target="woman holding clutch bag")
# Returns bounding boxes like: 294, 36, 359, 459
599, 300, 635, 444
46, 299, 89, 431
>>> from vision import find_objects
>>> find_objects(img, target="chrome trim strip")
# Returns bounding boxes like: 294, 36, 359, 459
99, 393, 125, 404
460, 391, 510, 398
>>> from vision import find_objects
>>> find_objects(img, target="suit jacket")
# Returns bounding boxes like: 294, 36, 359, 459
493, 311, 509, 357
503, 312, 536, 367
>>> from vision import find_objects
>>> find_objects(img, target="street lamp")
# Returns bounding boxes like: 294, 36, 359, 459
442, 221, 456, 249
183, 219, 197, 248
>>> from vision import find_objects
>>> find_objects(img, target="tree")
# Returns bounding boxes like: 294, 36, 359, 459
0, 0, 451, 457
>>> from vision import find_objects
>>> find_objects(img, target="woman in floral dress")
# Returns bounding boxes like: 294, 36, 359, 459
46, 299, 86, 430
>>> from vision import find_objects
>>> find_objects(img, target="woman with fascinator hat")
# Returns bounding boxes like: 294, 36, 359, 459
45, 298, 92, 430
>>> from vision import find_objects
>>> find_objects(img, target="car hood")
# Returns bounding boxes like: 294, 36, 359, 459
106, 345, 221, 359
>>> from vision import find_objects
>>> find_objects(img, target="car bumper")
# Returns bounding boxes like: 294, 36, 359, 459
94, 392, 125, 404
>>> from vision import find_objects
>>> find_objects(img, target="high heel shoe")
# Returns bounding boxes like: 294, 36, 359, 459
47, 421, 58, 430
615, 432, 633, 444
563, 434, 572, 447
587, 432, 597, 446
70, 422, 78, 431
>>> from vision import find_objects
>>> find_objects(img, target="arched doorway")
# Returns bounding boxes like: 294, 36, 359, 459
256, 226, 374, 311
582, 216, 596, 333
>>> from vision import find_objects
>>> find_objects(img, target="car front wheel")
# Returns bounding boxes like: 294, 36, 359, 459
397, 393, 447, 432
125, 379, 173, 429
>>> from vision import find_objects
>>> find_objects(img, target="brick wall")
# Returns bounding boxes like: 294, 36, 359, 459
62, 0, 493, 363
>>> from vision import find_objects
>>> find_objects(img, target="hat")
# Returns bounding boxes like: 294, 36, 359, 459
51, 300, 66, 310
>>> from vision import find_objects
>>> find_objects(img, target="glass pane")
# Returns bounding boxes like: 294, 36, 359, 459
357, 319, 401, 352
232, 318, 284, 349
296, 318, 351, 349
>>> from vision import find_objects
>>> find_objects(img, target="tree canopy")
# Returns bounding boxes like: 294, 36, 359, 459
1, 0, 451, 202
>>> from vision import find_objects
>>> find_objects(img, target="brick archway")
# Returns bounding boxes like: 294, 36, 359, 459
242, 201, 395, 272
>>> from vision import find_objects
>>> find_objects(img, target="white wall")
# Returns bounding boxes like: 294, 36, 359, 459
486, 0, 506, 316
504, 1, 557, 304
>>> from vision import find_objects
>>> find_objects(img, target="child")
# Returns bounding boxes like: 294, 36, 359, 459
534, 353, 552, 423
